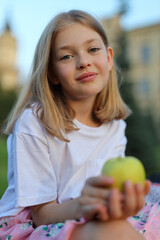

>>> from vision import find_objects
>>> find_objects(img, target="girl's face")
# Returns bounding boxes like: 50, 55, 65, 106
50, 23, 113, 104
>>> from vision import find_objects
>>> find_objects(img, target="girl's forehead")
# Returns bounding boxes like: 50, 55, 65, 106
53, 23, 103, 47
57, 23, 98, 36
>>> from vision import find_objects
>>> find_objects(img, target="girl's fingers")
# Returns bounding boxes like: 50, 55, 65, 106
82, 204, 101, 221
123, 181, 137, 216
82, 176, 114, 201
96, 204, 109, 221
86, 176, 114, 188
83, 203, 109, 221
135, 183, 145, 211
81, 184, 110, 200
79, 195, 107, 207
144, 180, 151, 195
108, 188, 123, 219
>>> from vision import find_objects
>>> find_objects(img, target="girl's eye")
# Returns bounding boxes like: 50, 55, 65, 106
89, 47, 100, 53
60, 55, 73, 60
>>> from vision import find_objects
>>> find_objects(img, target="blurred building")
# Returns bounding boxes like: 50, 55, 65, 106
102, 16, 160, 132
0, 21, 18, 90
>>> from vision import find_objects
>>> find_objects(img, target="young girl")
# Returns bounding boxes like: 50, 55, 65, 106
0, 10, 151, 240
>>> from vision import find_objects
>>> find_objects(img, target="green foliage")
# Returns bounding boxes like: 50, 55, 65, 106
115, 0, 159, 176
120, 81, 158, 175
0, 85, 17, 131
0, 137, 8, 198
0, 85, 17, 197
155, 144, 160, 168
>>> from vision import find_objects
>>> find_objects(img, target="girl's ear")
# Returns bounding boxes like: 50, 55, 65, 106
48, 71, 60, 85
107, 47, 114, 71
50, 76, 60, 85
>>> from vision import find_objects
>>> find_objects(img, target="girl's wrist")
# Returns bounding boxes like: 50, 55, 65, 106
71, 197, 82, 220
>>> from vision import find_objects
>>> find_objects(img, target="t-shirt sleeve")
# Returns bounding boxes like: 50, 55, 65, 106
10, 109, 57, 207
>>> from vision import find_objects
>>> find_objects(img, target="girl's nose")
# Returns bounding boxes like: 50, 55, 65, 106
76, 54, 91, 69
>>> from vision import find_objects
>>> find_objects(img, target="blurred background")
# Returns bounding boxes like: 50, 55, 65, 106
0, 0, 160, 198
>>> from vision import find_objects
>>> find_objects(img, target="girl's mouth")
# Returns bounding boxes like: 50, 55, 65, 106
76, 72, 97, 82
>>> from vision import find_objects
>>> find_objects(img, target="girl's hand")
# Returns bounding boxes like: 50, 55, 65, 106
76, 176, 115, 221
108, 180, 151, 220
120, 180, 151, 219
77, 177, 150, 222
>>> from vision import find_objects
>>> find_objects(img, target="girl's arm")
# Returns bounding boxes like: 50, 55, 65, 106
30, 177, 150, 226
30, 199, 79, 226
30, 193, 107, 226
30, 176, 114, 226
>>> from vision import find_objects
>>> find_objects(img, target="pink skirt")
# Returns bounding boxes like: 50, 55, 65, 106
0, 201, 160, 240
0, 208, 85, 240
128, 200, 160, 239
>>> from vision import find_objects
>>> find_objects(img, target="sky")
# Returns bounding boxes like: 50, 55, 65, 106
0, 0, 160, 82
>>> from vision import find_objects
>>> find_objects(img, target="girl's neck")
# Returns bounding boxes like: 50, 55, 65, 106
76, 115, 101, 127
68, 97, 100, 127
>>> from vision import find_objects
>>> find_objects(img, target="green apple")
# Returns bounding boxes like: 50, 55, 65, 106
101, 156, 146, 192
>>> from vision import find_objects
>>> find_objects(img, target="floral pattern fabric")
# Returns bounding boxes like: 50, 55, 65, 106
128, 201, 160, 239
0, 200, 160, 240
0, 208, 85, 240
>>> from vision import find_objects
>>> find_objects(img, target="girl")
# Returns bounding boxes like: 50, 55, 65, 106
0, 10, 151, 240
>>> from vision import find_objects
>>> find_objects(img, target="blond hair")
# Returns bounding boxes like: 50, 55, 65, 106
4, 10, 131, 141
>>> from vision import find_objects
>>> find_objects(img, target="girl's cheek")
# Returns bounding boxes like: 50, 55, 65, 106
56, 67, 73, 83
60, 68, 71, 78
63, 64, 74, 75
94, 54, 107, 67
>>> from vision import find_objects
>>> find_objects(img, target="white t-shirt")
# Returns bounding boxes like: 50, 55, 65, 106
0, 108, 127, 217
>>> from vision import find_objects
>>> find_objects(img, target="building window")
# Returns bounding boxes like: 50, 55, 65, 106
136, 78, 150, 97
141, 45, 150, 64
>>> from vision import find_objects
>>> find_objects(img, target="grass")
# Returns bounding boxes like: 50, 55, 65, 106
0, 137, 8, 198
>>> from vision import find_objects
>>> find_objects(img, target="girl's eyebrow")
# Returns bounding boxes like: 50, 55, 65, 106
56, 38, 101, 52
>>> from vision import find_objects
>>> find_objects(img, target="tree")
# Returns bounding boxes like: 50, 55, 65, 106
0, 85, 17, 132
115, 0, 158, 176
